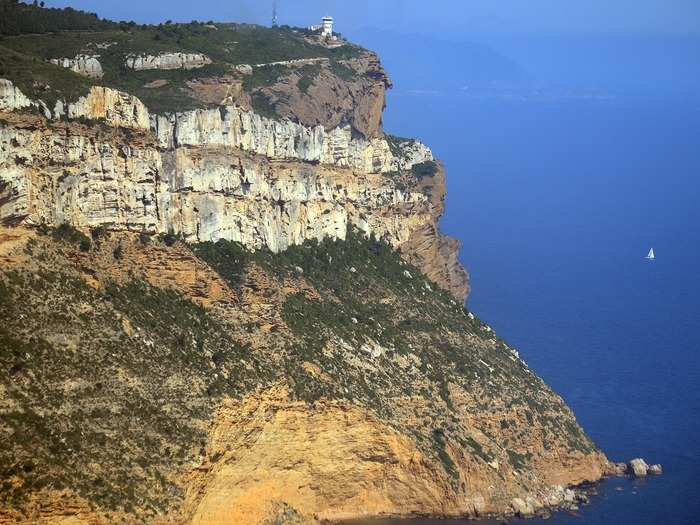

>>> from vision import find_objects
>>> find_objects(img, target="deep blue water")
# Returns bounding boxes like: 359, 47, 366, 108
370, 92, 700, 524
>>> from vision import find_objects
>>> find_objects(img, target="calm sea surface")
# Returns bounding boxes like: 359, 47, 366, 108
358, 92, 700, 524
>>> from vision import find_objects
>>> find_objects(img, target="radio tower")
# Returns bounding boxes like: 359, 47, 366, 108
272, 0, 278, 27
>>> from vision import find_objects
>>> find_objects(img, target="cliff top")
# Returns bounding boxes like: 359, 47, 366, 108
0, 1, 388, 133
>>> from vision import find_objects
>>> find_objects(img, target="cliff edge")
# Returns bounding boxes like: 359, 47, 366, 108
0, 5, 613, 524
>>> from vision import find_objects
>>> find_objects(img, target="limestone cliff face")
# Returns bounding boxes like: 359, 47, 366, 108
0, 79, 32, 112
125, 52, 212, 71
150, 107, 431, 173
0, 79, 463, 300
49, 55, 104, 78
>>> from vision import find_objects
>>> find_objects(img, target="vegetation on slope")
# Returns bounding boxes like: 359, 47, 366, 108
0, 45, 93, 108
194, 229, 597, 458
0, 0, 117, 36
0, 1, 366, 114
0, 226, 597, 521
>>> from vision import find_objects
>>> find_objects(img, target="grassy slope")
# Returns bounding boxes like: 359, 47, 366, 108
0, 22, 363, 113
0, 228, 596, 521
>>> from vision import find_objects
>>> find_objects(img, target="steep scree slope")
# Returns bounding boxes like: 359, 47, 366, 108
0, 228, 607, 524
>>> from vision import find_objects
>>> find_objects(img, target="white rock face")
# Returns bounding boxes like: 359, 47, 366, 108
50, 55, 104, 79
151, 106, 432, 174
67, 87, 151, 130
0, 79, 431, 172
0, 80, 457, 292
628, 458, 649, 477
0, 124, 436, 255
234, 64, 253, 75
125, 53, 212, 71
0, 79, 32, 112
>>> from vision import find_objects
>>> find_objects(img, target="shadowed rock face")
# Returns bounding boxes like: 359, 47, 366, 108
258, 52, 393, 139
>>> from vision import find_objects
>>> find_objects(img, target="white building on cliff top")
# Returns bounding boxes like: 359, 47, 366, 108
310, 16, 335, 39
321, 16, 333, 37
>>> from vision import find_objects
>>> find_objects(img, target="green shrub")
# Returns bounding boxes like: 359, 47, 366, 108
160, 232, 180, 247
411, 160, 438, 180
90, 226, 107, 241
296, 63, 321, 94
385, 134, 413, 158
51, 223, 91, 251
250, 92, 278, 120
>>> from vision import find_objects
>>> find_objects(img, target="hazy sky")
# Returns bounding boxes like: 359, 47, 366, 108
47, 0, 700, 38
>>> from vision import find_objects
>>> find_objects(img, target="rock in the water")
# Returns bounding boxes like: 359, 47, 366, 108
648, 464, 663, 475
628, 458, 649, 477
605, 461, 628, 476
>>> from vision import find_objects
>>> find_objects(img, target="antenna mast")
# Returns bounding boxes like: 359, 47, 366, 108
272, 0, 278, 27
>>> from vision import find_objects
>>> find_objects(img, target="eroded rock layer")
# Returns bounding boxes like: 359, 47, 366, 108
0, 92, 462, 300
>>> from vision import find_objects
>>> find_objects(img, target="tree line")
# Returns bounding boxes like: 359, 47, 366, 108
0, 0, 117, 36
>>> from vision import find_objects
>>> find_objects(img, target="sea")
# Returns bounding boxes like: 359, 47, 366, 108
347, 33, 700, 525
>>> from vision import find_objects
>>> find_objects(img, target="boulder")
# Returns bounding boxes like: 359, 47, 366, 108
628, 458, 649, 477
235, 64, 253, 75
511, 497, 533, 517
605, 461, 628, 476
648, 464, 663, 475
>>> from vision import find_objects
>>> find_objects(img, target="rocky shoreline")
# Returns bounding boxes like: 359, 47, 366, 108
329, 458, 663, 523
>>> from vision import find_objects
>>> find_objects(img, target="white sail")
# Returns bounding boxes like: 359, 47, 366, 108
646, 248, 655, 260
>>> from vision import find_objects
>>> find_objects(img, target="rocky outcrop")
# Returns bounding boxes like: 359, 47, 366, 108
49, 55, 104, 78
648, 464, 663, 475
125, 52, 212, 71
257, 53, 392, 138
0, 79, 32, 112
152, 107, 432, 173
627, 458, 662, 477
0, 114, 463, 299
628, 458, 649, 477
66, 86, 150, 129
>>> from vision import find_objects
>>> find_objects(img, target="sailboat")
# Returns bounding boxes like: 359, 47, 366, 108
646, 248, 655, 260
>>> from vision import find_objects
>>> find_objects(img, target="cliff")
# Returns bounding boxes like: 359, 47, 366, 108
0, 80, 463, 299
0, 11, 613, 525
0, 227, 606, 525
